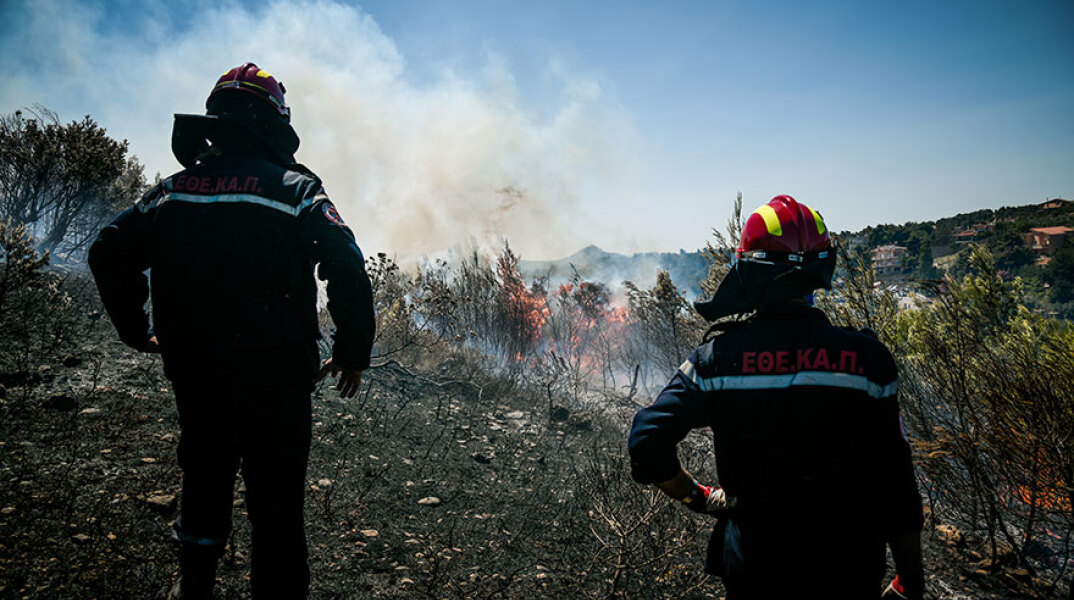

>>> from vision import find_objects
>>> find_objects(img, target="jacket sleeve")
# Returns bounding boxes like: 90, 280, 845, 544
873, 346, 925, 537
297, 196, 375, 370
88, 204, 153, 350
628, 350, 710, 484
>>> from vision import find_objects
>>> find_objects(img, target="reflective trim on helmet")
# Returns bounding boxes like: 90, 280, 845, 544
692, 370, 897, 399
214, 80, 286, 106
738, 248, 830, 265
756, 204, 783, 236
162, 192, 314, 216
211, 80, 290, 118
214, 79, 270, 95
809, 207, 827, 235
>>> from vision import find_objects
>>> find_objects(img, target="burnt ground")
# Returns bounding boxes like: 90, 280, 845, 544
0, 312, 1070, 599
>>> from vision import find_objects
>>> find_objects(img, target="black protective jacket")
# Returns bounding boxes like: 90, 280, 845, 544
629, 304, 922, 560
89, 151, 375, 377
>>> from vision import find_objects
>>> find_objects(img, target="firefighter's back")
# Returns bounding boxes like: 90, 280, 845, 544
141, 153, 322, 373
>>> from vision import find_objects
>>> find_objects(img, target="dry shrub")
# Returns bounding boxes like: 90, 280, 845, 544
621, 271, 703, 393
827, 241, 1073, 596
366, 251, 446, 363
819, 242, 900, 337
409, 246, 523, 366
0, 218, 94, 383
895, 246, 1073, 592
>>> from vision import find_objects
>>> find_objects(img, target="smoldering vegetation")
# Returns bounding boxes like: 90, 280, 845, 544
1, 211, 1072, 598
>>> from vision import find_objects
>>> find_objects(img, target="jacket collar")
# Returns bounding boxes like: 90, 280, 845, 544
752, 300, 830, 324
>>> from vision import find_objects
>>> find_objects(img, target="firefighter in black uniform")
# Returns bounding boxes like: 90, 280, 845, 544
89, 63, 375, 599
628, 196, 924, 599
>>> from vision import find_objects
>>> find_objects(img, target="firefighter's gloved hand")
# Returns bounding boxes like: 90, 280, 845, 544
882, 574, 923, 600
681, 481, 734, 515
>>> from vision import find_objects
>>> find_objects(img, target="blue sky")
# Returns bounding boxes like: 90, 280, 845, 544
1, 0, 1071, 259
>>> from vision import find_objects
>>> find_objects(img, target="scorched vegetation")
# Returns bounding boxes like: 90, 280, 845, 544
0, 110, 1071, 598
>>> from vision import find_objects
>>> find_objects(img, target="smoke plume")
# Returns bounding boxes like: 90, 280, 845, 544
0, 0, 640, 259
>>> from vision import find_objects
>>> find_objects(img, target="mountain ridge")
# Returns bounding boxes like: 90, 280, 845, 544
516, 198, 1072, 300
519, 244, 710, 299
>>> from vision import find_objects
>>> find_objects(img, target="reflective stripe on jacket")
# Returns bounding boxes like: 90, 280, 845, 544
89, 152, 375, 372
628, 303, 922, 537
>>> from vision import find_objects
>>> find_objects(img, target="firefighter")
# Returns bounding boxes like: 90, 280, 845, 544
628, 196, 924, 599
89, 63, 375, 599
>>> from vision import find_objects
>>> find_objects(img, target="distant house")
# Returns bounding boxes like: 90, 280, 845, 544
1023, 226, 1073, 255
951, 230, 979, 245
1041, 198, 1071, 210
871, 245, 907, 278
950, 223, 991, 245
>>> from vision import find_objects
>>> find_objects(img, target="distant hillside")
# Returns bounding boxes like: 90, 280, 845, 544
843, 198, 1074, 256
519, 245, 710, 300
839, 198, 1074, 316
517, 199, 1073, 306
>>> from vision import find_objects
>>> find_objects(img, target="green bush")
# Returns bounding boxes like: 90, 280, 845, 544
0, 218, 81, 379
894, 246, 1071, 587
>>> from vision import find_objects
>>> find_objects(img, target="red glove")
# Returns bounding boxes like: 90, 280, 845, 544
681, 481, 735, 515
882, 574, 920, 599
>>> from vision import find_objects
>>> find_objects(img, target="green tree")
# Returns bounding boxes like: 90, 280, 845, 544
1044, 242, 1074, 304
0, 107, 146, 258
895, 246, 1074, 578
0, 217, 77, 375
915, 235, 938, 279
947, 247, 973, 279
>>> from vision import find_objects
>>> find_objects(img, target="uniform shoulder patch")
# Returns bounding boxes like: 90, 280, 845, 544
322, 202, 346, 226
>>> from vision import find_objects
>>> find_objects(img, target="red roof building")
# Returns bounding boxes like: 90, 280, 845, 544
1023, 226, 1073, 255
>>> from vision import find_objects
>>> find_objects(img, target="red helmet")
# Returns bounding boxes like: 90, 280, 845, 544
173, 62, 300, 167
694, 195, 837, 321
737, 195, 831, 262
208, 62, 290, 121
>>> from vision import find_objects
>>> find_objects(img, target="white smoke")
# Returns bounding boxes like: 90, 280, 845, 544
0, 0, 641, 260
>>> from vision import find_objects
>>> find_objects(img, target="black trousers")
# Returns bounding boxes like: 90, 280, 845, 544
716, 518, 888, 599
169, 344, 317, 599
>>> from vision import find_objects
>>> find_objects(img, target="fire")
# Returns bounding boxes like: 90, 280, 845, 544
1010, 480, 1072, 513
496, 269, 634, 375
495, 246, 551, 359
998, 446, 1073, 513
606, 306, 629, 324
406, 243, 694, 396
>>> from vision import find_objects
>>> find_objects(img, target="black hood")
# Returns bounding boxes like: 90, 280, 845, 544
172, 93, 299, 168
693, 250, 837, 321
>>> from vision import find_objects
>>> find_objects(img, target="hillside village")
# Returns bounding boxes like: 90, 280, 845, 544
519, 197, 1074, 319
860, 198, 1072, 279
852, 197, 1074, 317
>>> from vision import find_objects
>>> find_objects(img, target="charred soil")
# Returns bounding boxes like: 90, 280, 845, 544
0, 296, 1066, 599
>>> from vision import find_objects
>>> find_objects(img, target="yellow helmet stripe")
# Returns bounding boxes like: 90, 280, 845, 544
809, 207, 827, 235
756, 204, 782, 236
255, 69, 272, 79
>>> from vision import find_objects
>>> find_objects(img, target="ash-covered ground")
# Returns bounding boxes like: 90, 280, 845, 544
0, 287, 1065, 599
